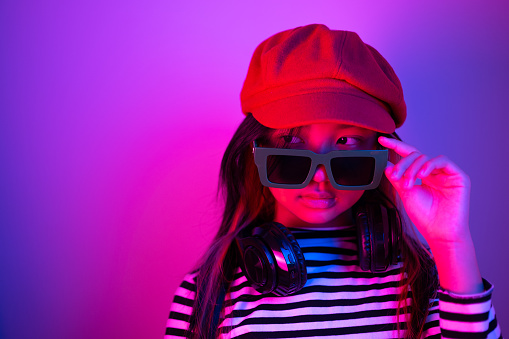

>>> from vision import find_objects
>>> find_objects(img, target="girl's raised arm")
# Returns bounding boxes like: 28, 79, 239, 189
378, 135, 484, 295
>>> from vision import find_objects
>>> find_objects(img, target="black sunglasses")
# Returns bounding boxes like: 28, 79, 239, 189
253, 141, 388, 190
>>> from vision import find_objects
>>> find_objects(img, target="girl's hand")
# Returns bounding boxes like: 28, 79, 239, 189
378, 136, 471, 247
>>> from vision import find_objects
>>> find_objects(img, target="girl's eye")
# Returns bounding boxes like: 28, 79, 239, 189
337, 137, 360, 145
281, 135, 303, 144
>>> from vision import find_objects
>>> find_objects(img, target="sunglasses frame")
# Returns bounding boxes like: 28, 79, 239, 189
253, 142, 388, 190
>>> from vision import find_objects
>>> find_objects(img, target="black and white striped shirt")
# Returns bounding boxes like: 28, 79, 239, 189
166, 226, 501, 338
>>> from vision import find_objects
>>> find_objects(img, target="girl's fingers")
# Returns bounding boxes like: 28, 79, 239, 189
419, 155, 467, 180
387, 151, 422, 180
390, 154, 469, 191
386, 151, 428, 190
401, 154, 429, 189
379, 136, 467, 189
378, 136, 419, 157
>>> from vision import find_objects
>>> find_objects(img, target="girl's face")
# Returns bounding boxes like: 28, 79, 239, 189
266, 123, 378, 228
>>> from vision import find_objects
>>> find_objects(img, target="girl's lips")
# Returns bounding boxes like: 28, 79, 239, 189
299, 194, 336, 209
301, 192, 335, 199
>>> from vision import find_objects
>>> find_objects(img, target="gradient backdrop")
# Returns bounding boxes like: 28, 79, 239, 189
1, 1, 508, 338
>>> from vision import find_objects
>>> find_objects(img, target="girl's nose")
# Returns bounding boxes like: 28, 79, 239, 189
312, 164, 328, 183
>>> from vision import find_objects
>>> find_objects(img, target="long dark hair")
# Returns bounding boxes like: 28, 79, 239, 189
188, 114, 438, 338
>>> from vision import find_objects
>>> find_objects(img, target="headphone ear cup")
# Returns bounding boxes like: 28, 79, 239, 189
236, 222, 307, 296
355, 204, 372, 272
388, 207, 402, 265
236, 229, 277, 294
271, 223, 307, 296
355, 202, 400, 272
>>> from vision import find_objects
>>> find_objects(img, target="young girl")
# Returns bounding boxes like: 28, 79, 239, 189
165, 24, 501, 338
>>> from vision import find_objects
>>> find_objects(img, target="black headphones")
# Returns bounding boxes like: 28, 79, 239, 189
236, 198, 402, 297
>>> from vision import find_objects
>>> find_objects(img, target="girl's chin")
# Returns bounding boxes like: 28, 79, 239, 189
289, 206, 355, 227
289, 211, 344, 227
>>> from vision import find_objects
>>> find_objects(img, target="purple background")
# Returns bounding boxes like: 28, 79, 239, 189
1, 1, 508, 338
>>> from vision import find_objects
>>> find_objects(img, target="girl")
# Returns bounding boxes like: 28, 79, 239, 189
165, 24, 501, 338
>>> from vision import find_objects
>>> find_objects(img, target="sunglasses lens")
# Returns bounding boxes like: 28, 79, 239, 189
267, 155, 311, 184
330, 157, 375, 186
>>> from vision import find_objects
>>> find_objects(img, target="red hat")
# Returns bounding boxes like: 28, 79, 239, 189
240, 24, 406, 133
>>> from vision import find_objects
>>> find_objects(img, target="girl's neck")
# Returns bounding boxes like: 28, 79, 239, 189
273, 206, 354, 229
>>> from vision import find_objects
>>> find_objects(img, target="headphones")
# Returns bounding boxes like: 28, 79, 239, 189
236, 197, 402, 297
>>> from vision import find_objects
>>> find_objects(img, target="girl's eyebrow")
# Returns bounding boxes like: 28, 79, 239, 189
272, 128, 302, 136
274, 129, 293, 135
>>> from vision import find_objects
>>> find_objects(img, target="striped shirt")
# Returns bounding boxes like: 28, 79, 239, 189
166, 226, 502, 338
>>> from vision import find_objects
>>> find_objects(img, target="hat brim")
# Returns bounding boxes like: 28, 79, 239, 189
248, 90, 396, 134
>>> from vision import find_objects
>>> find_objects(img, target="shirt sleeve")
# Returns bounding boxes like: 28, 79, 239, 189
438, 278, 502, 338
165, 272, 197, 338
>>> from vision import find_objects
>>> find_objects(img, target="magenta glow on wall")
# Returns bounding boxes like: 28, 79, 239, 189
1, 1, 508, 338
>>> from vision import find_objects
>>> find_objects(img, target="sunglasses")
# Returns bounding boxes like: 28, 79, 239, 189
253, 142, 388, 190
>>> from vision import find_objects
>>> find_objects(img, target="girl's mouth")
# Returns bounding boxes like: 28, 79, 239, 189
300, 195, 336, 209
